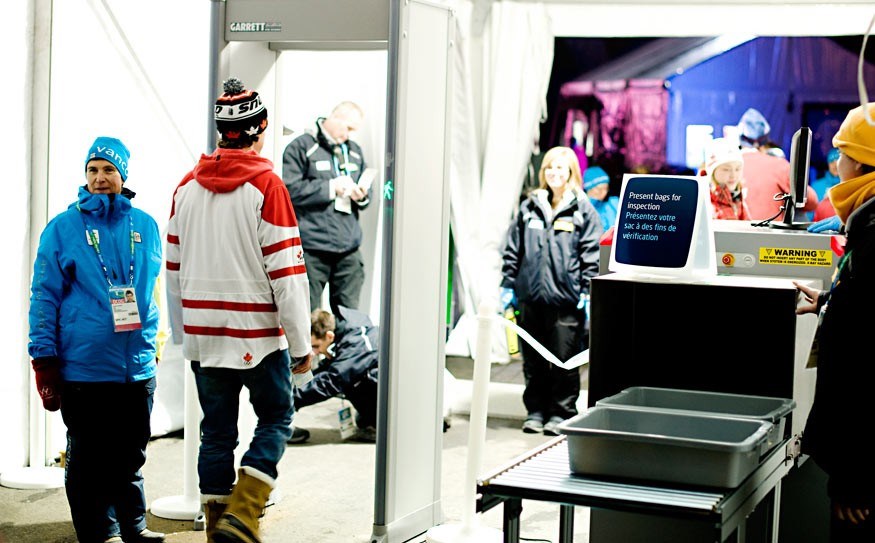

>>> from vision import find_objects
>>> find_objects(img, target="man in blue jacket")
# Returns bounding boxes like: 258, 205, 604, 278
289, 305, 379, 443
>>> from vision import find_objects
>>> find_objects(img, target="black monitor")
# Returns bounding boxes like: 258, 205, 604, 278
770, 127, 812, 230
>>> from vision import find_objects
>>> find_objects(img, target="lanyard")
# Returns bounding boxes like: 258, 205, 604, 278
78, 206, 135, 287
829, 249, 852, 293
332, 143, 350, 176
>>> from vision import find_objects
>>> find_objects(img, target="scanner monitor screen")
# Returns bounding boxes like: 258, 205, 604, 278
609, 174, 716, 278
769, 127, 812, 229
789, 127, 812, 209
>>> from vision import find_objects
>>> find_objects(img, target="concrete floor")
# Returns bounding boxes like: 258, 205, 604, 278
0, 359, 592, 543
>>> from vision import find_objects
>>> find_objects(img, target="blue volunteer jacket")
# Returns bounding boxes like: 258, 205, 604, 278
28, 186, 162, 382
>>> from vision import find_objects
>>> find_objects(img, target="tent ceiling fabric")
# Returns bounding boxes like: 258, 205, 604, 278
544, 2, 875, 38
555, 35, 875, 174
570, 36, 755, 83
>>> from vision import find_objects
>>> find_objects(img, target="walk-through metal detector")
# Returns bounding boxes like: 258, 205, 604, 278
214, 2, 454, 542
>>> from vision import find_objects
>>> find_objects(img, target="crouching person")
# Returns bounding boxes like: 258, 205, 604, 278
289, 305, 380, 444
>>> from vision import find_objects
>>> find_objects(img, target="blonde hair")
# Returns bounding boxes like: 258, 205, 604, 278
329, 101, 364, 122
539, 146, 584, 195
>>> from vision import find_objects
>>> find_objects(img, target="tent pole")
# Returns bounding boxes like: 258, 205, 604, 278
206, 0, 224, 153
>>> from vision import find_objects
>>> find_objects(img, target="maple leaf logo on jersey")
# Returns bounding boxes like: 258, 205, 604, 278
243, 352, 253, 365
295, 248, 305, 265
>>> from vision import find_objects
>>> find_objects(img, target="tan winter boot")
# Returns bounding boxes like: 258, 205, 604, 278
202, 495, 229, 542
212, 467, 275, 543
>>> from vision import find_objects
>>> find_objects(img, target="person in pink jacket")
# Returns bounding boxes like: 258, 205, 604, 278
736, 108, 819, 220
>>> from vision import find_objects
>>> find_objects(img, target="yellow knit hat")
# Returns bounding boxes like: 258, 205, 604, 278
832, 103, 875, 167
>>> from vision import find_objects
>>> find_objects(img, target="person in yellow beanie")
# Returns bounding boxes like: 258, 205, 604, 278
795, 103, 875, 541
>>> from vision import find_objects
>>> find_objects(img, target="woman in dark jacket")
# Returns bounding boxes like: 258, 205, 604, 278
795, 103, 875, 542
500, 146, 601, 435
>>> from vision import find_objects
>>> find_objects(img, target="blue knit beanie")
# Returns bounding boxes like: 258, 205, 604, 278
737, 108, 770, 146
85, 136, 130, 181
826, 147, 840, 163
583, 166, 609, 191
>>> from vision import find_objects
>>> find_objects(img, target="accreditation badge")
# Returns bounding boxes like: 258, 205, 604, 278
554, 219, 574, 232
109, 286, 142, 332
338, 401, 357, 440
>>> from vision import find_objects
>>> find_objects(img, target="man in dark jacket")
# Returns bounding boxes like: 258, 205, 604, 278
289, 305, 379, 444
282, 102, 372, 311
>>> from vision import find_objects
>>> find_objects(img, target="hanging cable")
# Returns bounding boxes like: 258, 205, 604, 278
751, 192, 790, 227
859, 12, 874, 126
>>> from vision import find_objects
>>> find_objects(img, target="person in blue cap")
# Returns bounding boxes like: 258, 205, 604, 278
28, 137, 165, 543
583, 165, 618, 232
811, 148, 841, 202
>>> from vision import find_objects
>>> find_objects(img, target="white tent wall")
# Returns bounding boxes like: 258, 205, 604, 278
47, 0, 209, 223
2, 0, 209, 471
0, 0, 38, 472
444, 1, 554, 363
476, 3, 554, 308
546, 2, 875, 39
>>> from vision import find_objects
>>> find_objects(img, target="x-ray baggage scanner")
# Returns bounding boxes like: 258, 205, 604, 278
588, 172, 841, 541
712, 219, 841, 285
600, 219, 842, 287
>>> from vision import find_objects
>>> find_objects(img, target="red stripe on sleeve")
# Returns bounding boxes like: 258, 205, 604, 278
166, 261, 180, 271
167, 234, 180, 244
262, 237, 301, 256
268, 265, 307, 280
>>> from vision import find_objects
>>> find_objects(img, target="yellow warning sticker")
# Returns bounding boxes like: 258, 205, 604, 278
759, 247, 832, 267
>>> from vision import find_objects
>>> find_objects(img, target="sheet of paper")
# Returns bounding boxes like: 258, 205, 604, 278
334, 195, 352, 214
357, 168, 378, 192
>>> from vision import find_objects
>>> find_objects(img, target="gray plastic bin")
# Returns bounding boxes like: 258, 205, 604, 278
558, 405, 774, 488
595, 387, 795, 456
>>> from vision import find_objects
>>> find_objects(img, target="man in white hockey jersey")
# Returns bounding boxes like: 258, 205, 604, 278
166, 77, 312, 543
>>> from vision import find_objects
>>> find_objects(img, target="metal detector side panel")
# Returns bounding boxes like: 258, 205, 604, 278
371, 1, 454, 542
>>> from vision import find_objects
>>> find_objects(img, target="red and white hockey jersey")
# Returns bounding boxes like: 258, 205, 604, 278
166, 148, 311, 369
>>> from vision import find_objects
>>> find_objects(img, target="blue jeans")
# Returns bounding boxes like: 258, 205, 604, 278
191, 349, 294, 495
60, 377, 155, 543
